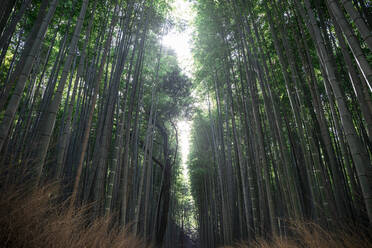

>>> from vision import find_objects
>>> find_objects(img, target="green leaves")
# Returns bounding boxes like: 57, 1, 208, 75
63, 0, 73, 9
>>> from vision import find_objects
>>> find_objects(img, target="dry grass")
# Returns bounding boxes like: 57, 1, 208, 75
1, 182, 370, 248
225, 221, 372, 248
0, 183, 151, 248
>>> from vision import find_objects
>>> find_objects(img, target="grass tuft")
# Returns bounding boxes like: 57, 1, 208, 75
0, 183, 151, 248
224, 221, 372, 248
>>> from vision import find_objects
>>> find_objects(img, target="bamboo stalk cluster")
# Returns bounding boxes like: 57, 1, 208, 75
0, 0, 193, 246
190, 0, 372, 247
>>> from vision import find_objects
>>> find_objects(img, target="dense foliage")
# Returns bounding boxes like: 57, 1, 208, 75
0, 0, 194, 247
189, 0, 372, 247
1, 0, 372, 247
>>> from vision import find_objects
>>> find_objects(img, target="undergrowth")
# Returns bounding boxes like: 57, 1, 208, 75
1, 182, 371, 248
225, 221, 372, 248
0, 183, 151, 248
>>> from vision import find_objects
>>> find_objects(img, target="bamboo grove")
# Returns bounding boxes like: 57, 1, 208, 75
0, 0, 195, 247
189, 0, 372, 247
1, 0, 372, 247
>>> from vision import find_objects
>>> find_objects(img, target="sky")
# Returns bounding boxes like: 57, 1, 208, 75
162, 0, 198, 231
162, 0, 195, 77
162, 0, 195, 179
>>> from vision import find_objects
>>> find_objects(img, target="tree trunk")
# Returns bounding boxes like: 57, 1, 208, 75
0, 0, 58, 152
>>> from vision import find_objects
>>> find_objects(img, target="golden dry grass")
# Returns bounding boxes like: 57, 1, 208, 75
224, 221, 372, 248
1, 182, 371, 248
0, 183, 151, 248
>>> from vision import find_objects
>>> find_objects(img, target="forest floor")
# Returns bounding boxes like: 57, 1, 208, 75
0, 183, 149, 248
178, 227, 200, 248
0, 181, 202, 248
223, 222, 372, 248
177, 235, 199, 248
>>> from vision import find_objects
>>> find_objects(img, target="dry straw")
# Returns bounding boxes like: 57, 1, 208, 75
0, 183, 152, 248
224, 221, 372, 248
